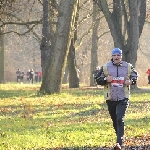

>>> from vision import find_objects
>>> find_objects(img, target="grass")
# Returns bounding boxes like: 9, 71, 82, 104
0, 84, 150, 149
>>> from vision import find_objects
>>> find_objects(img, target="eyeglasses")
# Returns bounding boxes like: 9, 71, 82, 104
112, 54, 121, 56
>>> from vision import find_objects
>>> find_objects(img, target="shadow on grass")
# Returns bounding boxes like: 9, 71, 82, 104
0, 97, 149, 119
131, 87, 150, 94
35, 147, 114, 150
0, 89, 37, 98
1, 86, 149, 99
0, 101, 106, 126
33, 145, 150, 150
0, 85, 149, 99
0, 88, 103, 99
63, 88, 104, 97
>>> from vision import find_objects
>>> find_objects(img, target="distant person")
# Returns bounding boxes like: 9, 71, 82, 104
34, 71, 38, 83
93, 66, 100, 85
26, 69, 30, 83
16, 69, 21, 83
146, 68, 150, 85
20, 71, 25, 84
76, 68, 80, 82
38, 71, 42, 82
29, 69, 34, 84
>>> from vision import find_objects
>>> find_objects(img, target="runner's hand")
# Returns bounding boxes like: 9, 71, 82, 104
125, 79, 131, 86
106, 75, 113, 82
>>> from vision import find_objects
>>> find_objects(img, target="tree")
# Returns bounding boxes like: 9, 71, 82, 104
90, 2, 100, 86
40, 0, 50, 73
68, 1, 80, 88
0, 27, 4, 83
68, 40, 80, 88
0, 0, 14, 84
40, 0, 58, 74
40, 0, 79, 94
93, 0, 146, 67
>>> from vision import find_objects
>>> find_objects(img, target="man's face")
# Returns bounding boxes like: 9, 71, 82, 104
112, 54, 122, 65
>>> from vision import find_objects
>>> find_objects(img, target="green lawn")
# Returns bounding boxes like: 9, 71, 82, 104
0, 84, 150, 149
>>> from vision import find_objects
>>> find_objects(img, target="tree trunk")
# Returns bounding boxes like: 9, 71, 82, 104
68, 1, 79, 88
68, 40, 79, 88
90, 2, 100, 86
62, 66, 68, 84
40, 0, 50, 73
0, 27, 4, 84
125, 1, 139, 67
40, 0, 79, 94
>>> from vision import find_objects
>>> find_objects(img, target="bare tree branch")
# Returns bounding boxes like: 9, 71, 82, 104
0, 20, 42, 27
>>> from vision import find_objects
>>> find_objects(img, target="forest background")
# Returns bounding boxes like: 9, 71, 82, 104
1, 0, 150, 87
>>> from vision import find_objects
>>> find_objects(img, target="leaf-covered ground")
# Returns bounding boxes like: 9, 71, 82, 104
0, 84, 150, 150
43, 134, 150, 150
77, 86, 150, 150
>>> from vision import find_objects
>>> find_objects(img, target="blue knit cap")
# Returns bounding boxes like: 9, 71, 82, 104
112, 48, 122, 55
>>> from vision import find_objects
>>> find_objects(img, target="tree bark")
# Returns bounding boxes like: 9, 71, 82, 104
125, 0, 139, 67
0, 27, 5, 84
68, 1, 79, 88
40, 0, 50, 73
68, 40, 79, 88
40, 0, 79, 94
62, 66, 68, 84
90, 2, 100, 86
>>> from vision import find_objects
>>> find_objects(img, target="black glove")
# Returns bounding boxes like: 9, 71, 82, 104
131, 78, 137, 85
95, 76, 107, 85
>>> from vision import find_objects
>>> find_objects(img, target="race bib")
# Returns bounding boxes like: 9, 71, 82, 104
111, 77, 124, 87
